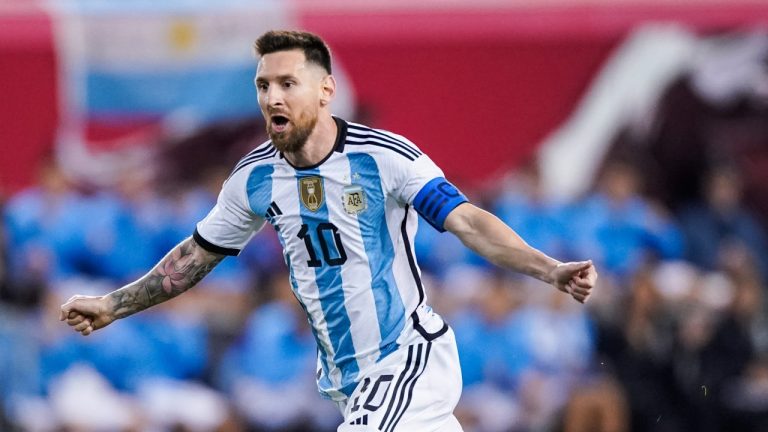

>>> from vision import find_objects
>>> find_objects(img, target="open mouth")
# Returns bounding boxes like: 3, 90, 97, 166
271, 115, 290, 133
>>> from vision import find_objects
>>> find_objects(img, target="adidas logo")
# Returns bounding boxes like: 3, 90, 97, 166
349, 414, 369, 426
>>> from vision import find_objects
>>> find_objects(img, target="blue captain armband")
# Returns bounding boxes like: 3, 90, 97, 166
412, 177, 469, 232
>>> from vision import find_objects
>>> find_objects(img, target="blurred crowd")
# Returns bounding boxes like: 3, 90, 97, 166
2, 127, 768, 432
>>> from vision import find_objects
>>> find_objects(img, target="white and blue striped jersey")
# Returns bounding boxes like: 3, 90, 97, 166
195, 117, 468, 401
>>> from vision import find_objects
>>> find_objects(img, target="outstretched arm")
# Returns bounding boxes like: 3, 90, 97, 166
59, 236, 225, 335
444, 203, 597, 303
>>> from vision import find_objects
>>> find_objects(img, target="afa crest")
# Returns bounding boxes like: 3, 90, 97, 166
342, 184, 367, 214
299, 176, 324, 212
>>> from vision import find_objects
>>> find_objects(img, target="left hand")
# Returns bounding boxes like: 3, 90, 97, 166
549, 260, 598, 303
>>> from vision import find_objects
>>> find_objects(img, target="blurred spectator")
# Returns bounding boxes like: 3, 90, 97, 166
40, 311, 209, 393
27, 302, 226, 431
452, 274, 528, 432
595, 252, 767, 432
721, 356, 768, 432
722, 242, 768, 353
452, 273, 529, 387
218, 272, 340, 431
597, 264, 681, 432
668, 243, 765, 432
493, 163, 568, 259
678, 163, 768, 282
669, 274, 754, 432
509, 285, 595, 431
415, 216, 491, 282
0, 304, 44, 429
453, 275, 595, 432
3, 157, 83, 295
561, 375, 629, 432
73, 168, 172, 283
567, 159, 683, 279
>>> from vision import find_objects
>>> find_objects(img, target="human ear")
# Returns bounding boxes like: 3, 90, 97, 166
320, 74, 336, 106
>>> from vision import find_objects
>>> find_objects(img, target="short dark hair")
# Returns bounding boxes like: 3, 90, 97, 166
254, 30, 332, 74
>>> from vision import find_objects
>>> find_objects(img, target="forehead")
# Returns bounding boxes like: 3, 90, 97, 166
256, 49, 309, 79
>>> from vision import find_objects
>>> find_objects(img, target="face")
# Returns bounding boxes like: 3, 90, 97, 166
707, 171, 741, 210
601, 163, 639, 201
255, 49, 329, 153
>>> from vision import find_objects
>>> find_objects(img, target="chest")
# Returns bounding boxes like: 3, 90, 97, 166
247, 155, 392, 264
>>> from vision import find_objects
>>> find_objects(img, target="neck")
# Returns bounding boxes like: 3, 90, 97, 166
283, 113, 337, 168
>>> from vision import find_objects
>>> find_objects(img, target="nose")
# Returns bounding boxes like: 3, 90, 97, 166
264, 85, 284, 109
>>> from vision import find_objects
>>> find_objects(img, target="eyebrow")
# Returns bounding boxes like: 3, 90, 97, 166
255, 74, 297, 83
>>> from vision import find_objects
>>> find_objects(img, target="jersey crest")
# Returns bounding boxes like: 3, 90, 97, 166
342, 184, 367, 215
299, 176, 324, 212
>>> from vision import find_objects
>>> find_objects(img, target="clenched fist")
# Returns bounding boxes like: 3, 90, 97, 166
549, 260, 598, 303
59, 295, 116, 336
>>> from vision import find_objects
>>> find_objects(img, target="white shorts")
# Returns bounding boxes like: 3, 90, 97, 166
336, 327, 464, 432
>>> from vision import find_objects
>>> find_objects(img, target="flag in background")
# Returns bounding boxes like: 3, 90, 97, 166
50, 0, 293, 151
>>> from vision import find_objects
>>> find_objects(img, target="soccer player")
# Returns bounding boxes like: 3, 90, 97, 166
60, 30, 597, 432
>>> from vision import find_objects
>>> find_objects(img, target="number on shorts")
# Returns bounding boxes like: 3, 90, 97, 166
350, 374, 394, 414
363, 375, 394, 412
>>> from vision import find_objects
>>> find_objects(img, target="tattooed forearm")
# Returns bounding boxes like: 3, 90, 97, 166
108, 237, 225, 319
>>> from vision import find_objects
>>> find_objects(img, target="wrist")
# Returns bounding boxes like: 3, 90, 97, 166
101, 293, 119, 320
541, 259, 562, 286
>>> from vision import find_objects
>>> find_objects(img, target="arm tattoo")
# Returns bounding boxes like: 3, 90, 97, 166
108, 237, 225, 319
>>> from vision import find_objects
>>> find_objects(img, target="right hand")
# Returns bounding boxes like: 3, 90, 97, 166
59, 295, 116, 336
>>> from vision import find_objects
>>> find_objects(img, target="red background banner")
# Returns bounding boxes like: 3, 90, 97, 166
1, 2, 767, 192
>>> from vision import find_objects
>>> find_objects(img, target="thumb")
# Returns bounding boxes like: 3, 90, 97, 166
59, 297, 79, 321
559, 260, 592, 274
60, 295, 97, 319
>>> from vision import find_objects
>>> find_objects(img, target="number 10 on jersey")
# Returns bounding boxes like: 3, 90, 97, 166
297, 223, 348, 267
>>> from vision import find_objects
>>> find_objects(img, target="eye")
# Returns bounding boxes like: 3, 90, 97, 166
256, 82, 268, 91
282, 81, 295, 89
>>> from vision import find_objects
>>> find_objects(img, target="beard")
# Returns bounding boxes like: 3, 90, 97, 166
268, 110, 318, 153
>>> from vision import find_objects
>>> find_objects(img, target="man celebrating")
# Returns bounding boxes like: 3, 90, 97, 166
61, 30, 597, 432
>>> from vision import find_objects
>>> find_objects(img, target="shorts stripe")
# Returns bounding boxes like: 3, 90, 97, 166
378, 345, 417, 430
381, 343, 429, 432
385, 342, 432, 432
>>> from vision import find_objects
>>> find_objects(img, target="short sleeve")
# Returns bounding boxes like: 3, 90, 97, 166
194, 170, 265, 256
393, 154, 446, 204
390, 152, 468, 232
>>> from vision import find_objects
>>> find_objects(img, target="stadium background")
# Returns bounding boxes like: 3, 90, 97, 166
2, 0, 768, 431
